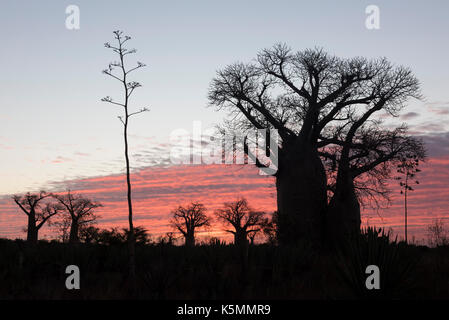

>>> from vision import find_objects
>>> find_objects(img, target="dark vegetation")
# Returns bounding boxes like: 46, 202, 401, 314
1, 228, 448, 299
3, 193, 449, 299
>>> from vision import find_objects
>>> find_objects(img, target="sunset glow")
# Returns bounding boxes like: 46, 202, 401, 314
1, 154, 447, 243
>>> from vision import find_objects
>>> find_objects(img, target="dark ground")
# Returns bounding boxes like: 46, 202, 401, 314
0, 234, 448, 300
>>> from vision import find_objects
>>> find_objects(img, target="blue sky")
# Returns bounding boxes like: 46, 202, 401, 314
1, 0, 448, 195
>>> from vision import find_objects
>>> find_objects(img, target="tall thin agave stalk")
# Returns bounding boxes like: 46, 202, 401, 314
102, 30, 149, 293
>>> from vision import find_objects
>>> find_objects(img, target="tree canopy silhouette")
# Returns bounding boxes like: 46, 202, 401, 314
322, 124, 425, 241
12, 191, 60, 244
171, 202, 210, 247
209, 44, 423, 245
214, 198, 267, 247
53, 190, 102, 244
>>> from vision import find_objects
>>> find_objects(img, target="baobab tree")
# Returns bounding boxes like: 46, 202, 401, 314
53, 190, 102, 243
12, 191, 60, 244
170, 202, 210, 247
321, 124, 426, 242
215, 198, 267, 247
209, 44, 421, 245
262, 211, 278, 245
427, 219, 448, 247
102, 30, 149, 284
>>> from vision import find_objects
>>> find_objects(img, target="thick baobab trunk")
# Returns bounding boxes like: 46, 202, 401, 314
234, 229, 249, 278
234, 229, 249, 248
27, 214, 38, 244
276, 141, 327, 246
185, 233, 195, 247
69, 218, 80, 244
326, 174, 361, 243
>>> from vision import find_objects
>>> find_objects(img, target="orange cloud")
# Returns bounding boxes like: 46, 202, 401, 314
0, 164, 276, 242
1, 157, 448, 244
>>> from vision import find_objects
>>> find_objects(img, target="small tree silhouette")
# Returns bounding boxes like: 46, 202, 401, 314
53, 190, 102, 244
262, 211, 278, 245
395, 156, 422, 243
214, 198, 267, 248
12, 191, 60, 244
164, 232, 176, 245
170, 202, 210, 247
102, 30, 149, 288
427, 218, 448, 247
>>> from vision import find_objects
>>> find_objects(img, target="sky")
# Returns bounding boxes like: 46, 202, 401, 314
0, 0, 448, 242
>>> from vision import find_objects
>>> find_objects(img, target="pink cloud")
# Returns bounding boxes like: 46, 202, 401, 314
1, 157, 448, 244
